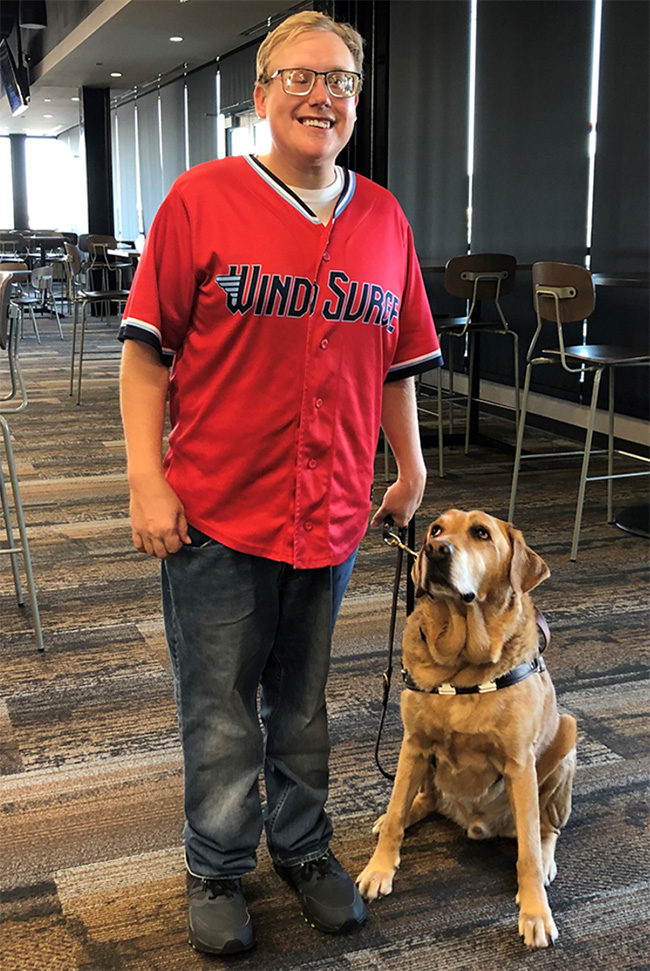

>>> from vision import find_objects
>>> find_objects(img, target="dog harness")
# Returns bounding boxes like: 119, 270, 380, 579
401, 653, 547, 695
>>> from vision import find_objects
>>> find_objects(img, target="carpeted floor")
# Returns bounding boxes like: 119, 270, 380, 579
1, 314, 649, 971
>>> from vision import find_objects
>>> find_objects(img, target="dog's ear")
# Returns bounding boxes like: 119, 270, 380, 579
411, 550, 427, 598
506, 523, 550, 593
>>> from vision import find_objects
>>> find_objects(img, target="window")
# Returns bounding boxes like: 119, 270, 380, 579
0, 137, 13, 227
25, 136, 87, 232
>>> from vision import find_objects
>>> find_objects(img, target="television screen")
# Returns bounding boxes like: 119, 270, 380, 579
0, 38, 29, 116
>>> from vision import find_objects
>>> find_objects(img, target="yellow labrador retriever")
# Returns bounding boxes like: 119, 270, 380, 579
357, 510, 576, 949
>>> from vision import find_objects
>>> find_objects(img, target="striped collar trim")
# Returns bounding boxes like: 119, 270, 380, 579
245, 155, 355, 224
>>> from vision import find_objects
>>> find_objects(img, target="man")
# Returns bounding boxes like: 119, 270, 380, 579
119, 10, 440, 957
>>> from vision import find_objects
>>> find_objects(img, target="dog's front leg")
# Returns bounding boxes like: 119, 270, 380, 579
357, 735, 429, 901
504, 750, 559, 949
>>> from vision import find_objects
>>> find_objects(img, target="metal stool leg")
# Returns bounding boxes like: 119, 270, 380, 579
0, 459, 23, 603
508, 362, 533, 522
607, 368, 615, 523
511, 330, 520, 439
570, 367, 604, 561
76, 300, 89, 404
464, 332, 476, 455
437, 365, 444, 478
69, 298, 79, 395
0, 416, 44, 650
30, 306, 41, 344
447, 337, 455, 435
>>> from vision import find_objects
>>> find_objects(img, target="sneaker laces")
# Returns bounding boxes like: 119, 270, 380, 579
300, 852, 335, 882
201, 877, 240, 900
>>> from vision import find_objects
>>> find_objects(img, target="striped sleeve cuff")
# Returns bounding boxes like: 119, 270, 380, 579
385, 349, 443, 382
118, 317, 175, 367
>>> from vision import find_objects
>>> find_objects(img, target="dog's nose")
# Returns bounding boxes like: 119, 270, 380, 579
427, 540, 453, 559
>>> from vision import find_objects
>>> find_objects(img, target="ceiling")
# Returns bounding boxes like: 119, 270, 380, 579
0, 0, 301, 137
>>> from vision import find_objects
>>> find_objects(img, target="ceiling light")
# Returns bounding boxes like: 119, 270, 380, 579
71, 96, 80, 102
44, 113, 53, 118
19, 1, 47, 29
170, 36, 184, 42
111, 72, 123, 78
44, 98, 51, 102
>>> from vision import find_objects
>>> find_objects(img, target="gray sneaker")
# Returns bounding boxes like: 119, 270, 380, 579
274, 850, 367, 934
187, 873, 256, 955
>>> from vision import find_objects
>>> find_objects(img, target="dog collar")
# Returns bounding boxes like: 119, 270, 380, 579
401, 654, 547, 695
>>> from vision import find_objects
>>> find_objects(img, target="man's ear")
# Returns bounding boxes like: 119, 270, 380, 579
253, 83, 267, 119
506, 523, 550, 593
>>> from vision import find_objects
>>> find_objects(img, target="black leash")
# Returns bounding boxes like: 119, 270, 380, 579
374, 517, 417, 782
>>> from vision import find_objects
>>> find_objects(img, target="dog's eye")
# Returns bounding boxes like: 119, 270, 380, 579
473, 525, 491, 541
430, 524, 442, 537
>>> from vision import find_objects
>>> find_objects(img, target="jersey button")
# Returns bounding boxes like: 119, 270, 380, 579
323, 251, 331, 261
320, 339, 329, 350
308, 459, 317, 469
315, 398, 323, 409
304, 521, 313, 531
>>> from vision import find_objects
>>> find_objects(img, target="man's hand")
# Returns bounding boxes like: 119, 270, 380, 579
371, 473, 426, 529
129, 475, 191, 558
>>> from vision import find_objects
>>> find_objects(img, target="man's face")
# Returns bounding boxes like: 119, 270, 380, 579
254, 30, 358, 181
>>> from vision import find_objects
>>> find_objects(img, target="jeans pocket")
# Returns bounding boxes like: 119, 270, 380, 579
186, 524, 221, 549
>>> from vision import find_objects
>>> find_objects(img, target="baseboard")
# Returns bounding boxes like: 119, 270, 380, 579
420, 372, 650, 457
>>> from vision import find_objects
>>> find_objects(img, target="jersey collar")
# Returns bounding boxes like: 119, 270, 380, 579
245, 155, 355, 225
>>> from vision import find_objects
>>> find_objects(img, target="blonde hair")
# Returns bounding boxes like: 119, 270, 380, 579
256, 10, 364, 84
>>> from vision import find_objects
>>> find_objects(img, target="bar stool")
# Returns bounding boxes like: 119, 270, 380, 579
508, 261, 650, 560
0, 271, 44, 651
438, 253, 519, 455
70, 288, 130, 404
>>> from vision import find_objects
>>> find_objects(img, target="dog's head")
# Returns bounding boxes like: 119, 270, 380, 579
412, 509, 549, 604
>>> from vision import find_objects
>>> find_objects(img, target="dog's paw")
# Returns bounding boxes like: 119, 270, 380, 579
518, 909, 559, 949
371, 813, 387, 835
356, 861, 397, 901
543, 858, 558, 886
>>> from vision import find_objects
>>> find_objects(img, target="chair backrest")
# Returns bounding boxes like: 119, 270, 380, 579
31, 264, 53, 289
532, 262, 595, 324
444, 253, 517, 301
65, 241, 82, 275
0, 270, 11, 350
87, 234, 117, 258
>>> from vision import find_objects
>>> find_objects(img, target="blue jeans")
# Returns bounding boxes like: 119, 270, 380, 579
161, 524, 357, 878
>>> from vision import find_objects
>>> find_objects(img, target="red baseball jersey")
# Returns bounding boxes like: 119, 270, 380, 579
119, 155, 441, 568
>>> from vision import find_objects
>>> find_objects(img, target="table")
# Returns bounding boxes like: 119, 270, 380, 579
592, 272, 650, 538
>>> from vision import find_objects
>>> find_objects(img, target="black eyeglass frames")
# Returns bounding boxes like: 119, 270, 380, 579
267, 68, 362, 99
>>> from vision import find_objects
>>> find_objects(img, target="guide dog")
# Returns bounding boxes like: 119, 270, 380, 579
357, 509, 576, 949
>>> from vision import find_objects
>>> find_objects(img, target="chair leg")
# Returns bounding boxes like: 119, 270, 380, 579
508, 362, 533, 523
437, 365, 444, 478
571, 367, 604, 561
30, 307, 41, 344
511, 330, 520, 440
607, 368, 615, 523
447, 338, 455, 435
383, 432, 390, 482
0, 459, 23, 603
0, 416, 44, 650
51, 283, 64, 339
464, 332, 476, 455
76, 301, 89, 405
69, 299, 79, 395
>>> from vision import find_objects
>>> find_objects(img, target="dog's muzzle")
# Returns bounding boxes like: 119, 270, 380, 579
424, 541, 476, 603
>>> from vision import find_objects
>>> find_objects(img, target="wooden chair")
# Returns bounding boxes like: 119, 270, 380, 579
0, 271, 44, 650
438, 253, 519, 457
508, 261, 650, 560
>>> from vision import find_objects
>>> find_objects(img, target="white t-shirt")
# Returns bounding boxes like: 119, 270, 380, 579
289, 166, 344, 225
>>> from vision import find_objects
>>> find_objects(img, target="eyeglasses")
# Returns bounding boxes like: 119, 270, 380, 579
268, 68, 362, 99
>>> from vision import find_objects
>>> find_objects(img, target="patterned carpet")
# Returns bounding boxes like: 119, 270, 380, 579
1, 314, 649, 970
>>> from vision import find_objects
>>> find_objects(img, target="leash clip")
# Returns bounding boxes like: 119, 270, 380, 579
382, 520, 418, 558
